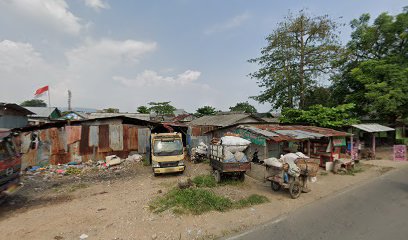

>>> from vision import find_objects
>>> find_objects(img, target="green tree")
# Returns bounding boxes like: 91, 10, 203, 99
20, 99, 47, 107
280, 104, 359, 128
137, 106, 150, 114
229, 102, 257, 113
195, 106, 216, 117
332, 7, 408, 121
148, 102, 176, 116
249, 10, 341, 110
304, 86, 333, 108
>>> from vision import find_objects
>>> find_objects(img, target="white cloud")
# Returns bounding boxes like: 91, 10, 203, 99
113, 70, 202, 87
204, 12, 250, 35
83, 0, 109, 11
0, 0, 82, 35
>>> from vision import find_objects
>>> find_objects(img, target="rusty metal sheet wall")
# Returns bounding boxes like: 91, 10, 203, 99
109, 124, 123, 151
129, 126, 139, 151
89, 125, 99, 147
123, 125, 129, 151
137, 128, 150, 153
79, 125, 93, 155
66, 126, 82, 145
98, 125, 110, 152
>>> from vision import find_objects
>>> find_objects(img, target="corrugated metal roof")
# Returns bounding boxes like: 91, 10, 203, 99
352, 124, 395, 133
0, 103, 34, 115
189, 113, 264, 127
240, 126, 279, 137
25, 107, 59, 118
274, 130, 324, 139
88, 112, 150, 121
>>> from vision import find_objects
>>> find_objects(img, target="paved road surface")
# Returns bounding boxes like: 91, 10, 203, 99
226, 167, 408, 240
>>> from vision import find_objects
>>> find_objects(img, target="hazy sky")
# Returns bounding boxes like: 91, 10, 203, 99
0, 0, 406, 112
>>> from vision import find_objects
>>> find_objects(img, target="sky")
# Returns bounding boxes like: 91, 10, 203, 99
0, 0, 406, 113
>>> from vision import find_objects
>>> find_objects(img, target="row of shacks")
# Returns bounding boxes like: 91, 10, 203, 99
12, 111, 397, 170
13, 116, 158, 170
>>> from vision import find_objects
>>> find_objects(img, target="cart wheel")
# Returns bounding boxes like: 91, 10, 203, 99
213, 170, 221, 183
289, 180, 302, 199
271, 181, 281, 192
239, 172, 245, 182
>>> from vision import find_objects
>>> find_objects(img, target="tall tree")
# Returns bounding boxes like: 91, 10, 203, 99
20, 99, 47, 107
137, 106, 150, 114
148, 102, 176, 116
280, 104, 359, 128
229, 102, 257, 113
249, 10, 341, 109
332, 7, 408, 121
195, 106, 216, 117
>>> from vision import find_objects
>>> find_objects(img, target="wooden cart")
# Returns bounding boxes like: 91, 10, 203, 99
209, 144, 251, 183
265, 165, 310, 199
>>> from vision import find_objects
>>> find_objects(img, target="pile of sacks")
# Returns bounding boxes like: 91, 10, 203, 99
264, 152, 319, 178
220, 136, 251, 163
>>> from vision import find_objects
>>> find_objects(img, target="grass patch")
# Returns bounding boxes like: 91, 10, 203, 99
192, 174, 244, 188
235, 194, 269, 209
192, 175, 217, 188
320, 171, 329, 176
142, 157, 150, 166
65, 167, 82, 175
340, 164, 364, 176
149, 188, 268, 215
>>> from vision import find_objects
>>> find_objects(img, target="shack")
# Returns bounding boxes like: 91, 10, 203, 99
187, 112, 265, 154
0, 103, 33, 129
206, 123, 350, 167
13, 116, 158, 170
26, 107, 62, 125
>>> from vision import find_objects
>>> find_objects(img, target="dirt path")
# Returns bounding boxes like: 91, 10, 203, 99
0, 160, 406, 240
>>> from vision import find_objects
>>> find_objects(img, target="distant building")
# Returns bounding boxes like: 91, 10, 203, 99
188, 112, 265, 127
60, 111, 88, 121
25, 107, 62, 125
0, 103, 33, 129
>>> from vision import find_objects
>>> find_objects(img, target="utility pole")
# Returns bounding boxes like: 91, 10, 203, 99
68, 90, 72, 111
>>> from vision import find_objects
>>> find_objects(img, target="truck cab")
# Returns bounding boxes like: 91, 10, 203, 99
0, 132, 23, 202
150, 132, 185, 175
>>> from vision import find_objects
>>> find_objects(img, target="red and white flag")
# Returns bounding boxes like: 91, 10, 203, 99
34, 85, 49, 98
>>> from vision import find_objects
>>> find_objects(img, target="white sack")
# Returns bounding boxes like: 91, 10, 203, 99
264, 157, 283, 168
224, 145, 248, 153
234, 152, 245, 161
221, 136, 250, 146
224, 150, 234, 160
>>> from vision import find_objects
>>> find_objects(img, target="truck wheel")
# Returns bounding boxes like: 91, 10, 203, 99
239, 172, 245, 182
271, 181, 281, 192
289, 180, 302, 199
213, 170, 221, 183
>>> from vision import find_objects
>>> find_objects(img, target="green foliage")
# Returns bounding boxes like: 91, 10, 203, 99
150, 188, 233, 215
304, 87, 333, 108
235, 194, 269, 209
20, 99, 47, 107
351, 60, 408, 121
137, 105, 150, 114
229, 102, 257, 113
331, 7, 408, 121
249, 10, 342, 109
149, 188, 269, 215
148, 102, 176, 116
192, 175, 217, 188
195, 106, 216, 117
280, 104, 359, 128
104, 108, 118, 113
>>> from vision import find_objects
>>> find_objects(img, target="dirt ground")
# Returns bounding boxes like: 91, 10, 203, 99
1, 156, 407, 240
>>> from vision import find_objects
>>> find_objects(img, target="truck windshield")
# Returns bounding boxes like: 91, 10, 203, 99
153, 139, 183, 156
0, 141, 15, 161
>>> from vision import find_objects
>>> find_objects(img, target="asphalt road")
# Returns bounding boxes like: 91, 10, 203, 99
226, 167, 408, 240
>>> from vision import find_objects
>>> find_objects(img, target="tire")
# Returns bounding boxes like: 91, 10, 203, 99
239, 172, 245, 182
213, 170, 222, 183
289, 180, 302, 199
271, 181, 281, 192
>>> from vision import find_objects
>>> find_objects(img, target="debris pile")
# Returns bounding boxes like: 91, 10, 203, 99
23, 153, 144, 179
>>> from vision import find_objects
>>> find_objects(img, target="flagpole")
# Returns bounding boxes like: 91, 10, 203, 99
48, 87, 51, 107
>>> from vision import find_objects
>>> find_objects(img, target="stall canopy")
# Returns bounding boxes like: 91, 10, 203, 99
351, 123, 395, 158
352, 124, 394, 132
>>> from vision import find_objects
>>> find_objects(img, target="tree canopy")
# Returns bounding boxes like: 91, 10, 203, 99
195, 106, 216, 117
20, 99, 47, 107
249, 10, 342, 110
331, 7, 408, 121
137, 106, 150, 114
148, 102, 176, 116
280, 104, 359, 128
229, 102, 257, 113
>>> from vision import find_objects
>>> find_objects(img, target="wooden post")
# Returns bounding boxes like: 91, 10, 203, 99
307, 140, 311, 157
350, 133, 354, 160
372, 133, 376, 159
